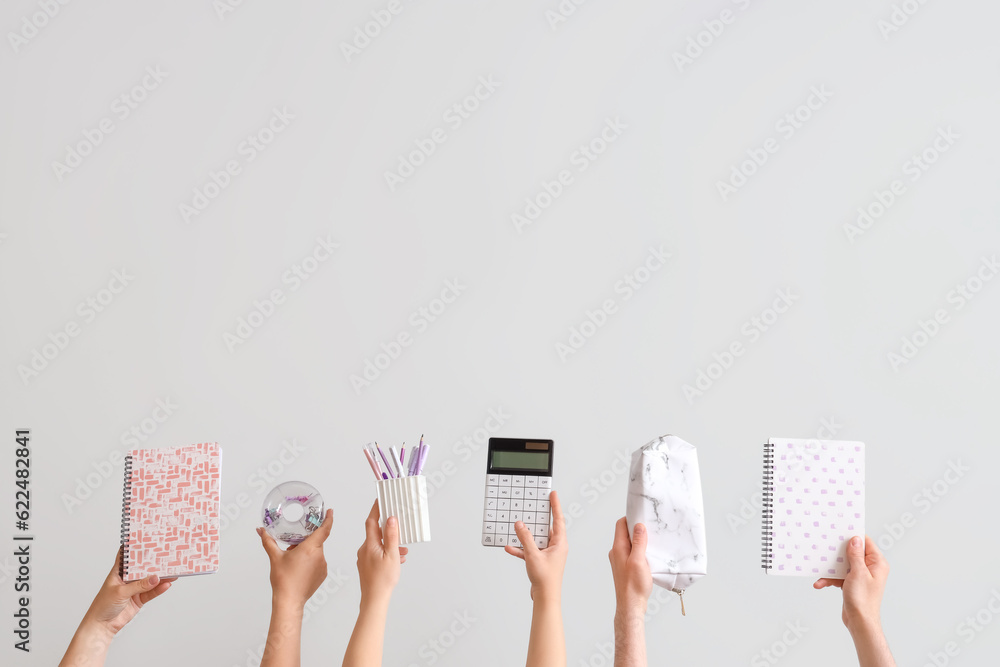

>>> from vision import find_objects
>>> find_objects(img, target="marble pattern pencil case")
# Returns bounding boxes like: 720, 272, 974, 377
626, 434, 707, 607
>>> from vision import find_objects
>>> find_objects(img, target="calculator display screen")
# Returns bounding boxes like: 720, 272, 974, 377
490, 450, 549, 470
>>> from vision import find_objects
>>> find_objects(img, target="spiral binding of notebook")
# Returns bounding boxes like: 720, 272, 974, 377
760, 442, 774, 571
119, 454, 133, 579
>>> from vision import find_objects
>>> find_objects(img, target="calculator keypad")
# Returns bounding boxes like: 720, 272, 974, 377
482, 475, 551, 548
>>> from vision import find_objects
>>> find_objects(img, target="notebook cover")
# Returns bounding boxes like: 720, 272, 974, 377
762, 438, 864, 578
121, 442, 221, 581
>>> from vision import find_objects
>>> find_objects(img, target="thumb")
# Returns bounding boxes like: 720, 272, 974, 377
846, 535, 868, 576
383, 516, 400, 559
258, 526, 281, 560
120, 573, 160, 599
630, 523, 648, 560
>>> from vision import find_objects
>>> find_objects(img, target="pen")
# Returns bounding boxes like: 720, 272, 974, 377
363, 448, 382, 481
376, 442, 395, 478
416, 443, 430, 475
389, 446, 405, 478
407, 444, 418, 476
400, 443, 405, 471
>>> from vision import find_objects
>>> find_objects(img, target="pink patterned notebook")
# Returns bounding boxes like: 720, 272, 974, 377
120, 443, 222, 581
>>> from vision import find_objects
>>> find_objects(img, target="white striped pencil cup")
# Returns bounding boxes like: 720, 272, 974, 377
376, 475, 431, 544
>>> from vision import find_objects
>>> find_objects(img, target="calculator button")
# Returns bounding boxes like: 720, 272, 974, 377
538, 477, 552, 489
535, 536, 547, 549
512, 475, 525, 486
484, 523, 495, 533
512, 500, 522, 510
512, 487, 523, 498
525, 477, 538, 488
511, 512, 522, 522
537, 500, 549, 512
499, 476, 512, 486
484, 510, 496, 521
523, 512, 535, 524
496, 534, 508, 546
498, 512, 508, 522
482, 534, 495, 545
487, 474, 499, 485
510, 535, 521, 548
525, 500, 536, 510
537, 512, 549, 525
535, 524, 548, 536
486, 487, 498, 497
536, 488, 550, 500
495, 522, 509, 535
524, 488, 536, 499
498, 487, 510, 498
498, 499, 510, 509
485, 499, 496, 509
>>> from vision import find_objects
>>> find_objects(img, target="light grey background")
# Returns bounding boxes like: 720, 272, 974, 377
2, 1, 999, 666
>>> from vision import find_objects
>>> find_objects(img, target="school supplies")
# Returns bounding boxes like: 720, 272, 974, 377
626, 434, 707, 615
120, 442, 221, 581
364, 436, 431, 544
261, 481, 326, 546
761, 438, 865, 578
482, 438, 553, 549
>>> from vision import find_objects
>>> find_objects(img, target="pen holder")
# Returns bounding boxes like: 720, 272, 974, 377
376, 476, 431, 544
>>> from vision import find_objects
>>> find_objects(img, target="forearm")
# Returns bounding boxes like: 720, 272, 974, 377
59, 620, 114, 667
261, 601, 304, 667
849, 619, 896, 667
613, 606, 647, 667
342, 594, 391, 667
526, 593, 565, 667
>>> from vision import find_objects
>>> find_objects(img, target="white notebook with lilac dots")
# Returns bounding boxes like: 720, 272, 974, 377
761, 438, 865, 578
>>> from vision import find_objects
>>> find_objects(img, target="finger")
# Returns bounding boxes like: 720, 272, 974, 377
399, 546, 409, 557
364, 501, 382, 545
400, 555, 407, 564
302, 509, 334, 547
504, 544, 526, 560
845, 535, 869, 577
547, 490, 566, 544
257, 527, 282, 559
514, 521, 540, 556
863, 535, 888, 571
610, 518, 630, 563
138, 580, 173, 605
813, 578, 844, 590
110, 546, 125, 579
120, 573, 162, 600
383, 516, 400, 559
629, 523, 648, 562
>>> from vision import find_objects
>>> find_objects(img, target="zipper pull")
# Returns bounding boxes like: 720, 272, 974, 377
673, 588, 686, 616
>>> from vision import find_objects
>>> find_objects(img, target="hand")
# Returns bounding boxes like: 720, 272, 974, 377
356, 501, 409, 603
258, 509, 333, 609
505, 490, 567, 603
609, 518, 653, 616
814, 535, 889, 632
85, 547, 177, 638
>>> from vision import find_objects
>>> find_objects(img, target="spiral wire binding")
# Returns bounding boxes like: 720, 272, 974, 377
761, 442, 774, 571
119, 455, 133, 579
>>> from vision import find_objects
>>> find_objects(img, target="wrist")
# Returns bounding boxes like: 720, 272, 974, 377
531, 584, 561, 607
615, 596, 648, 618
78, 615, 117, 646
360, 589, 393, 610
271, 595, 306, 617
846, 614, 883, 638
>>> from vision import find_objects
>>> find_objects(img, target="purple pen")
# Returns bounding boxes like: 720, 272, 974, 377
376, 442, 395, 478
416, 443, 430, 475
400, 443, 405, 470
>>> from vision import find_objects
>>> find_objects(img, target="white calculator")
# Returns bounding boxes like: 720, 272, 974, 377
482, 438, 553, 549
